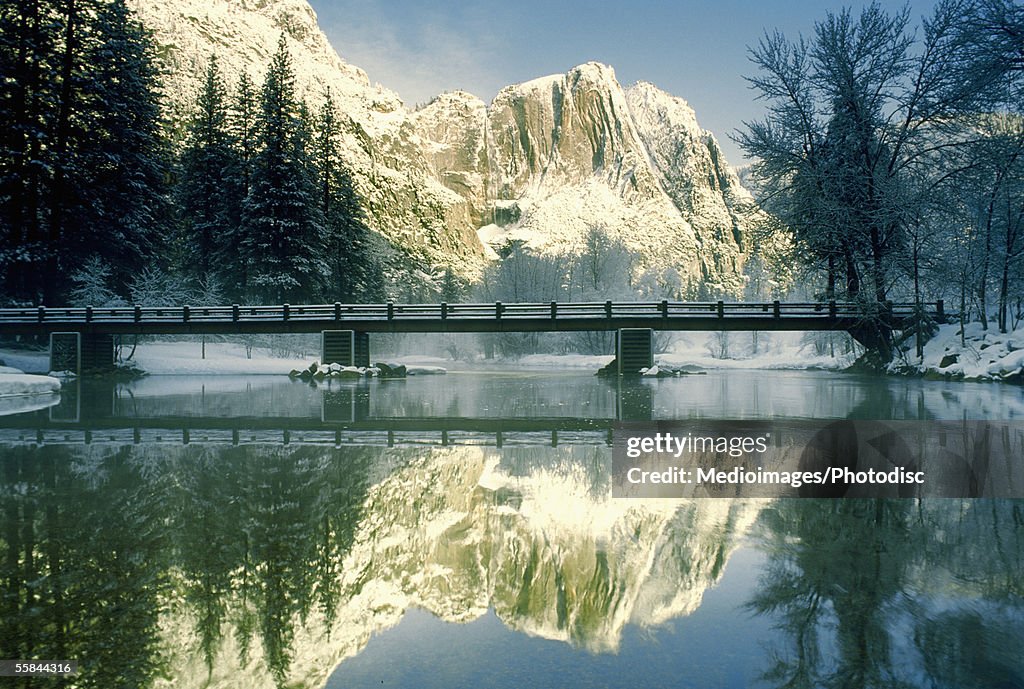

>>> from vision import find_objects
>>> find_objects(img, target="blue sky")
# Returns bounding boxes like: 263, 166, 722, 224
309, 0, 940, 164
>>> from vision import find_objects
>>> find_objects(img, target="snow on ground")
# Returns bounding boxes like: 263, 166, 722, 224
126, 332, 849, 375
660, 331, 857, 370
131, 341, 312, 375
8, 342, 458, 377
0, 366, 62, 417
381, 355, 449, 366
492, 332, 854, 371
0, 372, 61, 397
513, 354, 615, 369
404, 366, 447, 375
12, 325, 1021, 383
131, 342, 450, 375
894, 322, 1024, 382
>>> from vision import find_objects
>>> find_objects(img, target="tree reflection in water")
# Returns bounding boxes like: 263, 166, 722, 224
4, 438, 1024, 689
0, 444, 372, 688
748, 499, 1024, 689
1, 446, 171, 688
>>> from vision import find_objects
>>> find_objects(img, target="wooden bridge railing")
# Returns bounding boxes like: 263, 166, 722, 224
0, 300, 945, 326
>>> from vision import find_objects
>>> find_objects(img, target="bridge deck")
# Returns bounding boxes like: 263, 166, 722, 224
0, 300, 945, 335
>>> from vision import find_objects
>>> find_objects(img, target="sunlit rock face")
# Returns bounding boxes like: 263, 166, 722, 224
130, 0, 756, 290
626, 81, 754, 282
421, 64, 753, 292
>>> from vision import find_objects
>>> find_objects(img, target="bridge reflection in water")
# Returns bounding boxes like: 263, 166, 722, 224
0, 377, 658, 448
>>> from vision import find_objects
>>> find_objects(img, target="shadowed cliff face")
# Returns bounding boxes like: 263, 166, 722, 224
130, 0, 757, 288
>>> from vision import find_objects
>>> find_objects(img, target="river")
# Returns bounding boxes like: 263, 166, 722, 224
0, 370, 1022, 688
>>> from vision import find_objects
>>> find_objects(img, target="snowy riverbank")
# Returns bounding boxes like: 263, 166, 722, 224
0, 365, 62, 416
503, 332, 856, 371
0, 367, 62, 395
3, 326, 1020, 383
2, 332, 855, 378
893, 322, 1024, 383
0, 343, 454, 377
128, 342, 449, 375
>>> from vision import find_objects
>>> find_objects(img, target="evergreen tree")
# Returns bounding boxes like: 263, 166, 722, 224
314, 92, 381, 302
0, 0, 57, 304
79, 0, 169, 292
217, 71, 258, 301
60, 0, 167, 294
0, 0, 168, 304
178, 55, 236, 285
240, 35, 326, 303
69, 256, 127, 307
231, 72, 258, 196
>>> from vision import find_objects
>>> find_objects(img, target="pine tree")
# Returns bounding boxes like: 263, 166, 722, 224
0, 0, 168, 304
69, 256, 127, 307
216, 71, 258, 301
0, 0, 57, 304
231, 72, 258, 195
240, 35, 326, 304
78, 0, 169, 291
178, 55, 236, 285
314, 92, 381, 302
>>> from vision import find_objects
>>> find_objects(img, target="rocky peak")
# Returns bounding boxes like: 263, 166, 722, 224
131, 0, 757, 292
489, 61, 651, 194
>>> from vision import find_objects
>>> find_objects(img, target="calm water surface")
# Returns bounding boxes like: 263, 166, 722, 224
0, 371, 1021, 688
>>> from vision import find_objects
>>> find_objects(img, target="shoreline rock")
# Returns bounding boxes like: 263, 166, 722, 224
288, 360, 447, 382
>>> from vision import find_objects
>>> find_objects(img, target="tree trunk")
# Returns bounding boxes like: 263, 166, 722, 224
960, 279, 967, 347
870, 225, 887, 303
999, 254, 1010, 334
913, 239, 923, 359
979, 180, 1001, 331
826, 254, 836, 300
998, 199, 1021, 334
844, 251, 860, 298
46, 0, 79, 305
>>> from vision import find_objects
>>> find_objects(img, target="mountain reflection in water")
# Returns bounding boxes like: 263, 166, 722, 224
0, 372, 1021, 689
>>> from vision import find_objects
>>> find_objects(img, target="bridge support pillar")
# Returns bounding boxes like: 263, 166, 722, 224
322, 330, 370, 367
616, 328, 653, 376
50, 332, 115, 374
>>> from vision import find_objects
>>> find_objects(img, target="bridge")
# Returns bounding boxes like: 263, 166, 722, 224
0, 299, 947, 374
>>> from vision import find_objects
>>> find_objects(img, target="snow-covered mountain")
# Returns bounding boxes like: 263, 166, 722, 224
131, 0, 756, 292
